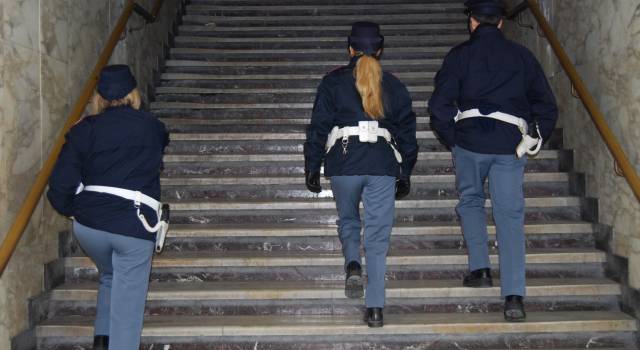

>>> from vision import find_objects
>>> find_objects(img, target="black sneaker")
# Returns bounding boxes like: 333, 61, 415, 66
345, 261, 364, 299
365, 307, 383, 328
462, 268, 493, 288
504, 295, 526, 322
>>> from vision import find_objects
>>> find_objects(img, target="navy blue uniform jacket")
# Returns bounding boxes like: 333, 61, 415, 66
304, 57, 418, 179
47, 106, 169, 241
428, 25, 558, 154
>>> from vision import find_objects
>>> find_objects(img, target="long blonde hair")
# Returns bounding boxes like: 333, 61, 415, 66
90, 88, 142, 115
354, 54, 384, 119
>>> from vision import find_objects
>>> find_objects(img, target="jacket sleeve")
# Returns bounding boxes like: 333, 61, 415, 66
393, 83, 418, 179
304, 77, 335, 173
47, 122, 91, 217
428, 50, 462, 148
525, 55, 559, 143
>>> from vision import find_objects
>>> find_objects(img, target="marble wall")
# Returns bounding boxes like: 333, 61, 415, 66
503, 0, 640, 287
0, 0, 181, 347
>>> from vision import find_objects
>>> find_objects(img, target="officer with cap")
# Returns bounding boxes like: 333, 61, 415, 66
428, 0, 558, 322
304, 22, 418, 327
48, 65, 168, 349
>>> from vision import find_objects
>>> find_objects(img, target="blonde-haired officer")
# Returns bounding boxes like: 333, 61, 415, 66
304, 22, 418, 328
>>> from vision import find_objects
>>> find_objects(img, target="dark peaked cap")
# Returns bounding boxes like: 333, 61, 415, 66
464, 0, 506, 16
97, 64, 137, 100
348, 22, 384, 56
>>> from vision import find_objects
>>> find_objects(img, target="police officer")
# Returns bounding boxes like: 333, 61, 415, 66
48, 65, 169, 349
304, 22, 418, 328
428, 0, 558, 322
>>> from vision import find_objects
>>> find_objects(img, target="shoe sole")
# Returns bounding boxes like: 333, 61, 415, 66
367, 320, 383, 328
345, 275, 364, 299
504, 309, 526, 322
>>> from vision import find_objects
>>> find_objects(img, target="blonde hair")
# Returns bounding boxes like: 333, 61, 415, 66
90, 88, 142, 115
354, 54, 384, 119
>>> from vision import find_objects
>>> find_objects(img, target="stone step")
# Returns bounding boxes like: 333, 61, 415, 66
164, 197, 580, 212
159, 116, 431, 127
155, 91, 431, 104
161, 172, 570, 186
162, 158, 566, 178
55, 249, 606, 285
172, 34, 466, 50
181, 13, 465, 26
185, 3, 464, 17
158, 78, 435, 90
158, 72, 435, 82
161, 150, 560, 163
63, 249, 606, 270
177, 23, 467, 38
34, 279, 619, 320
170, 46, 450, 61
190, 0, 465, 5
163, 131, 562, 154
48, 278, 621, 302
161, 183, 571, 202
35, 312, 638, 343
59, 220, 595, 257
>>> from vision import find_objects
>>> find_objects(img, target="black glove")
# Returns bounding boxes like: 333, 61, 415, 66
395, 177, 410, 200
305, 171, 322, 193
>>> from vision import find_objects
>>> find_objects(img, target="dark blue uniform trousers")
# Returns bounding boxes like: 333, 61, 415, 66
330, 175, 395, 308
73, 221, 154, 350
453, 146, 527, 297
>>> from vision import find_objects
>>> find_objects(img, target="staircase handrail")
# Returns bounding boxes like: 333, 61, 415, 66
507, 0, 640, 203
0, 0, 166, 277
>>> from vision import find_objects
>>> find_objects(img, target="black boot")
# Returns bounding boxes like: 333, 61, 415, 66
345, 261, 364, 298
462, 268, 493, 288
93, 335, 109, 350
365, 307, 383, 328
504, 295, 526, 322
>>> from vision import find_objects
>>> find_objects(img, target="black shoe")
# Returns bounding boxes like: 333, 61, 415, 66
365, 307, 384, 328
462, 268, 493, 288
345, 261, 364, 299
504, 295, 526, 322
93, 335, 109, 350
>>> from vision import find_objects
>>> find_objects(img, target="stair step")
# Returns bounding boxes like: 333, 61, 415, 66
186, 3, 464, 16
50, 278, 620, 302
159, 116, 431, 125
162, 150, 560, 163
181, 13, 465, 26
161, 173, 570, 186
172, 34, 465, 49
63, 249, 606, 269
164, 197, 581, 211
158, 72, 434, 82
170, 46, 450, 61
162, 221, 592, 238
189, 0, 466, 5
35, 311, 638, 338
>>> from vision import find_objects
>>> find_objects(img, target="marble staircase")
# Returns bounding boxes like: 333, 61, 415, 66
29, 0, 639, 349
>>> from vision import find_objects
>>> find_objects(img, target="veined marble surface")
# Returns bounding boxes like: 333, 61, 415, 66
504, 0, 640, 287
0, 0, 182, 347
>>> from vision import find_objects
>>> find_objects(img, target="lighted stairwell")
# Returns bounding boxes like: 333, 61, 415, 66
25, 0, 638, 349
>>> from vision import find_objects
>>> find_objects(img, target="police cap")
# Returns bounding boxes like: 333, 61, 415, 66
97, 65, 137, 101
464, 0, 506, 16
348, 22, 384, 56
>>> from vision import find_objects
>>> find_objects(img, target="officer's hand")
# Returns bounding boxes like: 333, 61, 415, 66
305, 171, 322, 193
395, 177, 410, 200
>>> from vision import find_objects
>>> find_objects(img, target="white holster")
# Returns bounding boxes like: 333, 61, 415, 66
325, 121, 403, 163
78, 184, 169, 253
455, 109, 543, 158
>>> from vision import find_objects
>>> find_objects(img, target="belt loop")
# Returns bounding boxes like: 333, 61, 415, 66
134, 191, 142, 208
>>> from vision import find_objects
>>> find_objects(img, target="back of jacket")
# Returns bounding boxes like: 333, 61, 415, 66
48, 106, 169, 241
428, 25, 558, 154
304, 57, 418, 179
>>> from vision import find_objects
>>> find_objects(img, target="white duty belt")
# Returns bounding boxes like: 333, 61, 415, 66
454, 109, 543, 158
325, 121, 403, 163
77, 184, 169, 253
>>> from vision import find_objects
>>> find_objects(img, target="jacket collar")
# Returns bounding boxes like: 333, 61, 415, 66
471, 24, 503, 39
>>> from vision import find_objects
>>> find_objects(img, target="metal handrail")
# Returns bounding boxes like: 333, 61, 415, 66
0, 0, 165, 277
507, 0, 640, 202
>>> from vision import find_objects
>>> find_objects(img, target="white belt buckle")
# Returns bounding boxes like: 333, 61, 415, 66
358, 121, 378, 143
